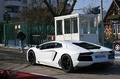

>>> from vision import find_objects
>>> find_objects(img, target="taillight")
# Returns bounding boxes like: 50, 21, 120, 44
78, 52, 93, 61
108, 51, 115, 59
80, 52, 93, 55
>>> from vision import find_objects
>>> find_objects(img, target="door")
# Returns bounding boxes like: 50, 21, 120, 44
36, 43, 57, 64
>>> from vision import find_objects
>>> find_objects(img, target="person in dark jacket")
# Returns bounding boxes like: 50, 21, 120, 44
17, 30, 26, 53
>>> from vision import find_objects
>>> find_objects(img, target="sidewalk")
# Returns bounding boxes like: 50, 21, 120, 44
0, 44, 29, 53
0, 44, 29, 49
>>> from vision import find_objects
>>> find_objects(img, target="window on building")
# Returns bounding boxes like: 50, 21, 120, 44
23, 7, 27, 10
114, 24, 120, 34
5, 0, 21, 1
22, 0, 27, 3
71, 17, 78, 33
89, 17, 97, 34
80, 17, 88, 34
6, 6, 19, 13
64, 18, 70, 34
56, 20, 62, 35
80, 17, 97, 34
31, 0, 36, 4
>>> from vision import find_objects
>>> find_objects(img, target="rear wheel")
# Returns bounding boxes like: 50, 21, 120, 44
114, 44, 120, 51
28, 51, 36, 65
61, 54, 74, 73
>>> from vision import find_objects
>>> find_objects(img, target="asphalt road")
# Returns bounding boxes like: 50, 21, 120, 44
0, 47, 120, 79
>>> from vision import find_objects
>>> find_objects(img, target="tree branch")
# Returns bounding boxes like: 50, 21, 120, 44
42, 0, 57, 17
68, 0, 77, 14
58, 0, 68, 15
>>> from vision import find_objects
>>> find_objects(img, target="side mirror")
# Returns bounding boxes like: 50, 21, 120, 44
36, 45, 39, 49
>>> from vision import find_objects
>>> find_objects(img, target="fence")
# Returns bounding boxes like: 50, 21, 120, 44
4, 22, 28, 46
4, 22, 55, 46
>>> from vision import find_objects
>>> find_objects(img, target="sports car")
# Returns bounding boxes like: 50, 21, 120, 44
26, 40, 115, 73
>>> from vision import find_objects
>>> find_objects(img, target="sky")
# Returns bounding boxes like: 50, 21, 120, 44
73, 0, 113, 14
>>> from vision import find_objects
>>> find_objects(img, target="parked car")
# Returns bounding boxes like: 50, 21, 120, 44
113, 39, 120, 51
26, 40, 115, 73
0, 69, 57, 79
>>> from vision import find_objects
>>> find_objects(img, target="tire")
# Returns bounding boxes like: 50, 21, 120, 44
114, 44, 120, 51
61, 54, 74, 73
28, 50, 36, 65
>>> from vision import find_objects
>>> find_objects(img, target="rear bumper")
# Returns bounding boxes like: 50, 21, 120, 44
74, 59, 114, 68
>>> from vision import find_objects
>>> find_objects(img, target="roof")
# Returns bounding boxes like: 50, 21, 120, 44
107, 14, 120, 20
115, 0, 120, 7
104, 0, 120, 21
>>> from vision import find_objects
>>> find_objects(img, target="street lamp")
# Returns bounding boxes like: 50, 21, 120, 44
100, 0, 104, 46
3, 11, 10, 46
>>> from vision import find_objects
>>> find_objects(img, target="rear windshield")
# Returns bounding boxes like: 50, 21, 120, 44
73, 42, 101, 49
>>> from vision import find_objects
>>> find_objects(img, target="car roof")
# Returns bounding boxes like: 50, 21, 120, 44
39, 40, 84, 48
41, 40, 86, 45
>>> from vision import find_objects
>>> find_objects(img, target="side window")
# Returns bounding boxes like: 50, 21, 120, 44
49, 43, 55, 49
55, 43, 62, 48
40, 43, 56, 50
40, 43, 62, 50
40, 44, 50, 50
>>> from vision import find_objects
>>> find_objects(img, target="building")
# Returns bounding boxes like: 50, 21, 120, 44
0, 0, 5, 22
0, 0, 59, 22
0, 0, 28, 22
104, 0, 120, 42
55, 14, 99, 44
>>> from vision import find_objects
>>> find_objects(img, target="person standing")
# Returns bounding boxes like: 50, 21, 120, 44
17, 30, 26, 53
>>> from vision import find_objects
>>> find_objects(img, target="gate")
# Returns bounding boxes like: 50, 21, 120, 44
4, 22, 28, 46
4, 22, 55, 47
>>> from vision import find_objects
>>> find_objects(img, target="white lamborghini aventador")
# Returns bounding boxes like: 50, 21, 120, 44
26, 40, 115, 73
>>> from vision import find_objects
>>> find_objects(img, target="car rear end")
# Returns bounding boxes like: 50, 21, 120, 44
77, 50, 114, 66
72, 41, 115, 68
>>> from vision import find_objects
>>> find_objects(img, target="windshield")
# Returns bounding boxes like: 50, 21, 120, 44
73, 42, 101, 49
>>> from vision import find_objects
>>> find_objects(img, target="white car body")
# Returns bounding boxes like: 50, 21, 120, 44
26, 40, 114, 72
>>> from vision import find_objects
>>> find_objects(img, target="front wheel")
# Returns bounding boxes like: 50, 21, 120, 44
28, 50, 36, 65
61, 54, 74, 73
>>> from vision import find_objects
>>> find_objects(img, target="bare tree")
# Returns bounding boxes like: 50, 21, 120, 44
21, 0, 77, 25
21, 5, 53, 44
21, 5, 53, 25
42, 0, 77, 17
20, 0, 77, 44
82, 5, 100, 15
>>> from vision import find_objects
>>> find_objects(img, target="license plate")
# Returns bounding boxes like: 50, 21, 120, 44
95, 55, 106, 58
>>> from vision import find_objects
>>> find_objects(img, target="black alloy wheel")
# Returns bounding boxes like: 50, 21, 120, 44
28, 51, 36, 65
61, 54, 74, 73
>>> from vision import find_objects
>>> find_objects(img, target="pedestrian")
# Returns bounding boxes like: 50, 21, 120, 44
17, 30, 26, 53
